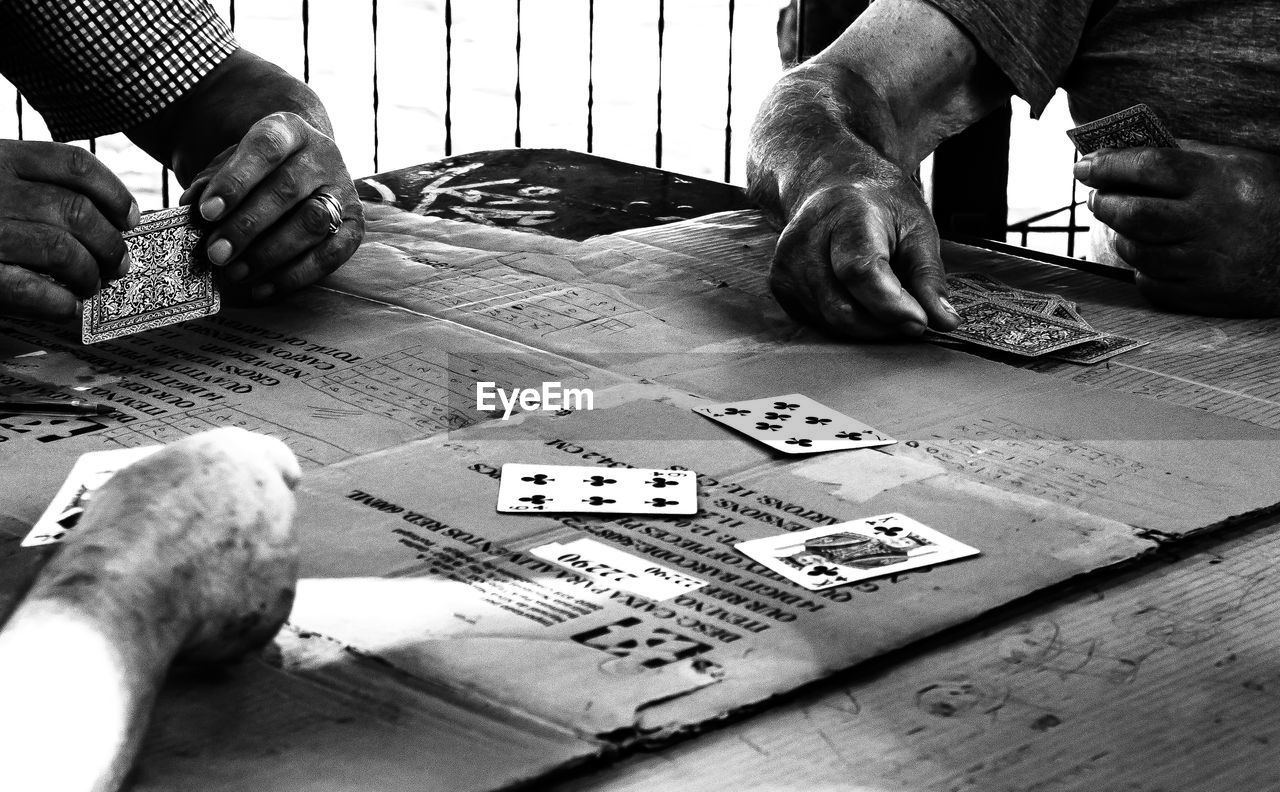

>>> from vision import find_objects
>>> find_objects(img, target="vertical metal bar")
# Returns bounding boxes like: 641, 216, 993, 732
15, 94, 22, 140
301, 0, 310, 83
1067, 150, 1080, 257
372, 0, 380, 173
89, 138, 96, 155
514, 0, 523, 148
444, 0, 454, 156
162, 167, 170, 208
723, 0, 735, 183
229, 0, 236, 31
586, 0, 595, 153
655, 0, 665, 168
795, 0, 806, 62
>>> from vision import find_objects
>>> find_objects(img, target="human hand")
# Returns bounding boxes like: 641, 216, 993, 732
179, 112, 364, 302
1076, 140, 1280, 316
0, 140, 137, 321
768, 170, 961, 339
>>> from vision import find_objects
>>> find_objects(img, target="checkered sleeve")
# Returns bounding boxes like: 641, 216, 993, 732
0, 0, 238, 141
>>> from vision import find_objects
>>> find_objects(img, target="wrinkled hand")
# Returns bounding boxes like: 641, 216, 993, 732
1077, 140, 1280, 316
179, 112, 364, 302
769, 170, 961, 339
0, 140, 137, 321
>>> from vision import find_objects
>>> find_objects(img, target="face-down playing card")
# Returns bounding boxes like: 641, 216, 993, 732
1066, 103, 1178, 154
497, 463, 697, 515
82, 205, 219, 344
694, 393, 895, 455
735, 513, 979, 591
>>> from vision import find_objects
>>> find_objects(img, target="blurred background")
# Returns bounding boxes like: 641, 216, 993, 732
0, 0, 1093, 258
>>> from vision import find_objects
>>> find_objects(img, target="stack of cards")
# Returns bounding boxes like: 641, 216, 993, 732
496, 463, 697, 515
82, 205, 219, 345
1066, 103, 1178, 154
693, 394, 895, 455
735, 513, 978, 591
937, 274, 1148, 364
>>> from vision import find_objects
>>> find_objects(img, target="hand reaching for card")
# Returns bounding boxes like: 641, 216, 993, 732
1077, 140, 1280, 316
178, 111, 365, 302
0, 140, 138, 321
765, 174, 962, 340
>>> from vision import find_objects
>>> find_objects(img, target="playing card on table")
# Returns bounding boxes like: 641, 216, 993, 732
82, 205, 219, 344
694, 393, 895, 455
1051, 333, 1150, 365
497, 463, 697, 515
932, 299, 1105, 357
735, 513, 979, 591
23, 445, 163, 546
1067, 103, 1178, 154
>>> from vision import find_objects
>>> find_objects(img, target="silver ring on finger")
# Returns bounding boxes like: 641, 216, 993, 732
312, 191, 343, 236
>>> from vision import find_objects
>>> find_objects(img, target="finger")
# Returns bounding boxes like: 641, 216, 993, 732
197, 113, 307, 224
0, 221, 101, 298
829, 207, 929, 334
1089, 191, 1196, 243
8, 141, 138, 231
223, 190, 344, 285
0, 263, 80, 321
24, 183, 129, 281
203, 155, 327, 269
1112, 236, 1203, 281
237, 220, 363, 301
770, 217, 892, 340
179, 175, 212, 207
1074, 147, 1201, 197
895, 228, 960, 332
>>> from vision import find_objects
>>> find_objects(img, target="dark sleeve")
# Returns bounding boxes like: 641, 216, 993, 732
922, 0, 1095, 116
0, 0, 237, 141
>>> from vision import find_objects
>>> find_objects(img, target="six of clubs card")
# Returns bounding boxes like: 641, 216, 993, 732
497, 463, 697, 515
694, 393, 894, 454
736, 513, 979, 591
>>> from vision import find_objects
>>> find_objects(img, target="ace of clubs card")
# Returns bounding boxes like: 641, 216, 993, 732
497, 463, 698, 515
82, 205, 219, 344
23, 445, 163, 546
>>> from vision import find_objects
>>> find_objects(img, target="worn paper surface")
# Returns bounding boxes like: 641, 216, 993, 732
2, 206, 1279, 789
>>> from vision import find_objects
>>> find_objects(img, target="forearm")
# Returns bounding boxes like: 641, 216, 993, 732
126, 48, 335, 184
0, 596, 178, 792
747, 62, 910, 224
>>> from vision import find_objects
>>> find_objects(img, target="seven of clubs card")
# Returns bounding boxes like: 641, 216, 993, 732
82, 205, 219, 344
694, 393, 894, 454
497, 463, 697, 515
736, 513, 979, 591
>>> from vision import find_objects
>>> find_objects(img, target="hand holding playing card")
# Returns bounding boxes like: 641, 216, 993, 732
762, 175, 962, 340
0, 140, 138, 321
1077, 139, 1280, 316
179, 111, 364, 302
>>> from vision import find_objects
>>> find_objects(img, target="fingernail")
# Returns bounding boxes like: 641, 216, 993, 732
118, 250, 132, 278
252, 283, 276, 300
226, 262, 249, 282
127, 201, 140, 229
1073, 158, 1092, 181
1087, 189, 1097, 211
898, 319, 926, 336
939, 296, 958, 315
207, 238, 233, 266
200, 196, 225, 221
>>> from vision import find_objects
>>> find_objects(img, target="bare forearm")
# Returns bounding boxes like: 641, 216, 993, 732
747, 62, 907, 224
126, 48, 335, 184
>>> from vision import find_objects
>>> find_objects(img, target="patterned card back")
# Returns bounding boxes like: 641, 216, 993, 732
82, 206, 219, 344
